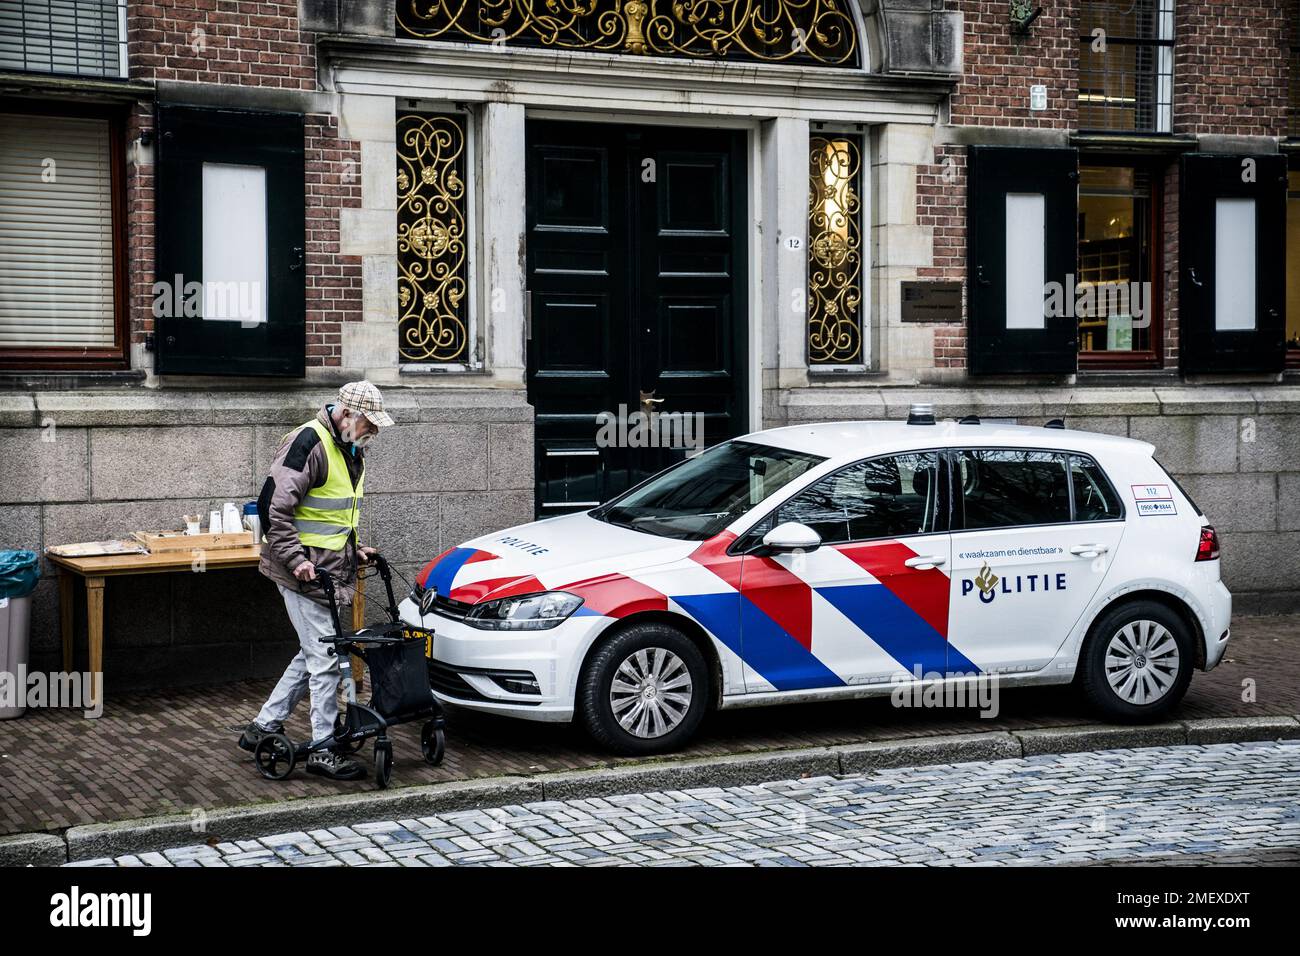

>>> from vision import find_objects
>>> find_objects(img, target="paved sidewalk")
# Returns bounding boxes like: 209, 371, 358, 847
1, 614, 1296, 838
68, 742, 1300, 867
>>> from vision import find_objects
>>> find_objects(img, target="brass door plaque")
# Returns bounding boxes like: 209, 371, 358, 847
901, 281, 963, 323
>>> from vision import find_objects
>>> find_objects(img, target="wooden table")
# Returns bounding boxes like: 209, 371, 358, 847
47, 545, 366, 707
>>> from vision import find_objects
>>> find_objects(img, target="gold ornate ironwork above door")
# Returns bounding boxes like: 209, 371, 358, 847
807, 133, 863, 365
397, 112, 470, 364
396, 0, 859, 67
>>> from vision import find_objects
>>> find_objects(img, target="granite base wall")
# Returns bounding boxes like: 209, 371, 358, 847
2, 382, 1294, 693
768, 384, 1300, 616
0, 387, 534, 690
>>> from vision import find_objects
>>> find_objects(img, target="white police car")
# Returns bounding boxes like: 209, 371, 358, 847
401, 408, 1231, 754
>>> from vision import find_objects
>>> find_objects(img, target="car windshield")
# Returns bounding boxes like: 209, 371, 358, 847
590, 440, 826, 541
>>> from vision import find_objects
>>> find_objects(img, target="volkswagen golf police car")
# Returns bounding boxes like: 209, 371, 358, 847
400, 408, 1231, 754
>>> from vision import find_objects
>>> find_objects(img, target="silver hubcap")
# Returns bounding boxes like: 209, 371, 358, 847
609, 647, 693, 739
1105, 619, 1180, 705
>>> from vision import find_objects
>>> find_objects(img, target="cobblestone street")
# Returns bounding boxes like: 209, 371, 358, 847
4, 614, 1297, 839
70, 741, 1300, 867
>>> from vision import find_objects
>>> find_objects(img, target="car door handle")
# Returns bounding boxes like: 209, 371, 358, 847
904, 555, 946, 569
1069, 544, 1109, 558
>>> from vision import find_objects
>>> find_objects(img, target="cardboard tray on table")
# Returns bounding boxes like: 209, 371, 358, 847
130, 529, 257, 553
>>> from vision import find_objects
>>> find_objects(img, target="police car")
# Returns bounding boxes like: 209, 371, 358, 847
401, 407, 1231, 754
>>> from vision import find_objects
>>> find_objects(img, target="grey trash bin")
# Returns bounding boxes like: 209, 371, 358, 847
0, 550, 40, 719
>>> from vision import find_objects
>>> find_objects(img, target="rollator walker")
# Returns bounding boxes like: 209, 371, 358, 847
252, 554, 445, 789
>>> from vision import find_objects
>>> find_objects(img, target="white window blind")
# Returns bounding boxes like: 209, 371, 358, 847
0, 0, 127, 78
0, 112, 117, 349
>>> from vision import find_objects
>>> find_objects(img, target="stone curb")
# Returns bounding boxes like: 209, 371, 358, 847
63, 776, 544, 864
0, 832, 66, 867
3, 716, 1297, 865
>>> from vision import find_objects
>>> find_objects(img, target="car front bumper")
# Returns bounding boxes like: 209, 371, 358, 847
399, 597, 605, 723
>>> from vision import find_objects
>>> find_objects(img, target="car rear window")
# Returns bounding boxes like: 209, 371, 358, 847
1154, 458, 1204, 516
1069, 454, 1124, 521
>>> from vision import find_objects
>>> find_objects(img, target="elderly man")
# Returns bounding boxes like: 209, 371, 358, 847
238, 381, 394, 779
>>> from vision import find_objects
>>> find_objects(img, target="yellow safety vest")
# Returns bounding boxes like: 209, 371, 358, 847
291, 418, 363, 551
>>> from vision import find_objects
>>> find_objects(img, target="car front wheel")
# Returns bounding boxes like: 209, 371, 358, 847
1079, 600, 1194, 722
578, 622, 709, 755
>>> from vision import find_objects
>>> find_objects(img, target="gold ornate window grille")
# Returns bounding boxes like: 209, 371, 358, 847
807, 133, 863, 366
396, 0, 859, 67
397, 112, 470, 364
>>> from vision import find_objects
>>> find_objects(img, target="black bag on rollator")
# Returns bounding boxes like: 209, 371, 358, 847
368, 637, 437, 721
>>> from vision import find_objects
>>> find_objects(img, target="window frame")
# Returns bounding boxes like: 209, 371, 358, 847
0, 97, 129, 371
1287, 164, 1300, 369
1075, 154, 1165, 370
949, 447, 1126, 534
733, 447, 951, 553
153, 104, 307, 378
1, 0, 128, 80
1076, 0, 1175, 135
806, 125, 870, 371
396, 105, 480, 370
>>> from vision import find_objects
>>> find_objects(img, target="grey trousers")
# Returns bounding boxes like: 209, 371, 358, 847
255, 584, 342, 744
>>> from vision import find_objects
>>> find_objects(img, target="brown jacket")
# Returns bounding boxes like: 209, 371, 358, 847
257, 404, 365, 609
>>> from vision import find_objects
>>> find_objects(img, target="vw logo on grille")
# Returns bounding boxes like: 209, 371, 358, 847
419, 587, 437, 615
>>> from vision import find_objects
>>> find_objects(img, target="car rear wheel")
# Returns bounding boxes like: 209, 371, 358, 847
578, 622, 709, 755
1079, 600, 1194, 722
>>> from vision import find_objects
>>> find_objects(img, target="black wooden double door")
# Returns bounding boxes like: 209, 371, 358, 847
526, 121, 748, 516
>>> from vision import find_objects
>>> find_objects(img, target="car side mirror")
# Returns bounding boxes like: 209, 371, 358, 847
759, 521, 821, 555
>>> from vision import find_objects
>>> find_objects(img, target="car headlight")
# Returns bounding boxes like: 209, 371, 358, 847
464, 591, 584, 631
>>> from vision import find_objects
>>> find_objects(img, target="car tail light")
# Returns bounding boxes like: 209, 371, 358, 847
1195, 525, 1220, 562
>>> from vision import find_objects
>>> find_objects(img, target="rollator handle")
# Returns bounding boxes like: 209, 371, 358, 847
361, 551, 400, 622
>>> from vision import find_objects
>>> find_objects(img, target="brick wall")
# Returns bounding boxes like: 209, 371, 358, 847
1173, 0, 1290, 137
127, 1, 315, 89
914, 1, 1080, 372
305, 115, 363, 370
123, 1, 363, 369
913, 0, 1294, 373
947, 0, 1079, 130
917, 143, 967, 368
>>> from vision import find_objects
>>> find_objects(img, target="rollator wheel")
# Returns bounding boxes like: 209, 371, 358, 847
254, 734, 296, 781
374, 739, 393, 789
420, 721, 446, 767
421, 721, 446, 767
